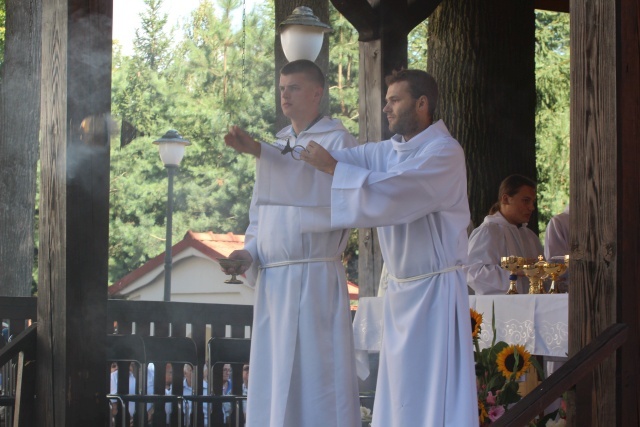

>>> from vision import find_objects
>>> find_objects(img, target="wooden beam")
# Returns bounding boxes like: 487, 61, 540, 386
37, 0, 112, 424
534, 0, 569, 13
407, 0, 443, 32
617, 0, 640, 424
569, 0, 619, 424
330, 0, 379, 41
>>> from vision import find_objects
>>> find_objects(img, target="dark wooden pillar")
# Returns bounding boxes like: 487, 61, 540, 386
569, 0, 640, 425
37, 0, 112, 424
332, 0, 440, 296
616, 0, 640, 424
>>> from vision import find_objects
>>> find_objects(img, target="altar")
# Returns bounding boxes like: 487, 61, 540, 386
353, 294, 569, 379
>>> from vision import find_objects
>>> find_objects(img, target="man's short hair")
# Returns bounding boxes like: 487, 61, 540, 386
280, 59, 325, 88
385, 69, 438, 117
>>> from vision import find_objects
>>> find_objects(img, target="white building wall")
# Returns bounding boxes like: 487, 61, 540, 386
121, 248, 254, 305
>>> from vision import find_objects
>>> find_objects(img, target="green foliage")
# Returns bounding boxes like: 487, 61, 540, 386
109, 0, 274, 283
535, 11, 570, 240
108, 4, 570, 286
327, 4, 359, 135
408, 20, 429, 70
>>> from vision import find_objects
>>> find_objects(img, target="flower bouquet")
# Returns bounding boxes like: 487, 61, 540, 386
471, 305, 548, 426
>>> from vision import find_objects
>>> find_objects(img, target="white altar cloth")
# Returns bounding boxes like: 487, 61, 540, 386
353, 294, 568, 379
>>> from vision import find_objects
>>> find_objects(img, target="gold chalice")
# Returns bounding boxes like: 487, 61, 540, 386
522, 256, 547, 294
543, 261, 567, 294
217, 258, 251, 284
500, 255, 525, 294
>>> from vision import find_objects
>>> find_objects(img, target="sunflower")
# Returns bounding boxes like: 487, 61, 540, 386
496, 344, 532, 380
470, 309, 483, 340
478, 399, 488, 424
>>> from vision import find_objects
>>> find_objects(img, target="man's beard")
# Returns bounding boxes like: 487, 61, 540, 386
389, 109, 420, 137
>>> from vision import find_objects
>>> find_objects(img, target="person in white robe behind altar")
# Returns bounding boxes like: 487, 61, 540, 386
222, 59, 361, 427
467, 174, 544, 295
545, 204, 569, 261
233, 69, 477, 426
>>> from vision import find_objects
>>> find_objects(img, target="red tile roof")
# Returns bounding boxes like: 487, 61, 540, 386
108, 231, 245, 295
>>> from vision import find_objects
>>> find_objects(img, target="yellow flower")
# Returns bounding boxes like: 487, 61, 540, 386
470, 309, 483, 340
496, 344, 532, 380
478, 399, 488, 424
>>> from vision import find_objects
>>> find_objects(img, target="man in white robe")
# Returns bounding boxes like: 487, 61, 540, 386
238, 70, 477, 426
467, 175, 544, 295
223, 60, 361, 427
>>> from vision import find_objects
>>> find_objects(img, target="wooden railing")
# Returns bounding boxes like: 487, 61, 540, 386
0, 297, 629, 427
0, 324, 36, 427
0, 297, 253, 426
493, 323, 628, 427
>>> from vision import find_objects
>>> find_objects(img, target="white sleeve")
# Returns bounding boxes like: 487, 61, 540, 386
466, 224, 511, 295
242, 171, 259, 287
544, 215, 569, 260
329, 142, 468, 230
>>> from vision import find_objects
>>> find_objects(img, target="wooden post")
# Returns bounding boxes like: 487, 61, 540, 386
568, 0, 640, 425
616, 0, 640, 424
37, 0, 112, 424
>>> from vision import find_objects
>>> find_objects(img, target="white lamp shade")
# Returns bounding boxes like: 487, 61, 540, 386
280, 25, 324, 62
157, 142, 187, 166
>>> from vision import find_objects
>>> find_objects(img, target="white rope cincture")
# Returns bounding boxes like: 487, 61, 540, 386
259, 256, 342, 269
387, 265, 465, 283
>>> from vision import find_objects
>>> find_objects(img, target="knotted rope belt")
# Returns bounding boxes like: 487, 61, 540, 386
387, 265, 465, 283
259, 256, 342, 269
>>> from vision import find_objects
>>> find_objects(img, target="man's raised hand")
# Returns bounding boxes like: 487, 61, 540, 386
300, 140, 338, 175
224, 126, 262, 157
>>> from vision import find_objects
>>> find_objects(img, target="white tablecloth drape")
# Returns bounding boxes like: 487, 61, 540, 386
469, 294, 569, 357
352, 294, 568, 380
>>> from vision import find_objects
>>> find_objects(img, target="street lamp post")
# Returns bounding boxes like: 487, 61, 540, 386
153, 130, 191, 302
279, 6, 331, 62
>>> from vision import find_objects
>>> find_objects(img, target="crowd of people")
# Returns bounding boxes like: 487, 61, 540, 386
221, 59, 570, 427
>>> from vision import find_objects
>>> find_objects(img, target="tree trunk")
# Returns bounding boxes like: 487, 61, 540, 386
274, 0, 330, 131
427, 0, 537, 230
0, 0, 41, 297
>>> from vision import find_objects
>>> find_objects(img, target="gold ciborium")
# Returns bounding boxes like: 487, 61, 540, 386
217, 258, 251, 284
522, 255, 547, 294
543, 259, 568, 294
500, 255, 526, 294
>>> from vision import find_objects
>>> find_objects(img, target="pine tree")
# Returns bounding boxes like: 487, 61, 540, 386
534, 11, 570, 236
109, 0, 275, 283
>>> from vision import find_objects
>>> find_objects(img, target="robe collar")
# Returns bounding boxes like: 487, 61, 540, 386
276, 116, 347, 139
484, 211, 529, 229
390, 119, 450, 152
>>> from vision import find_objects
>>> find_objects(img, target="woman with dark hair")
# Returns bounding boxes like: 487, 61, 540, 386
467, 174, 544, 294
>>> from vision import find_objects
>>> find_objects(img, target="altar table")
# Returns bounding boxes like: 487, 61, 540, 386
353, 294, 568, 379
